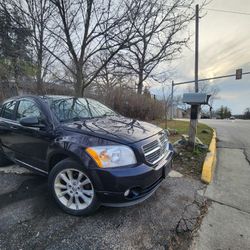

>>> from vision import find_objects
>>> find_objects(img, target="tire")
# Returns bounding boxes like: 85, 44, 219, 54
48, 158, 100, 216
0, 148, 13, 167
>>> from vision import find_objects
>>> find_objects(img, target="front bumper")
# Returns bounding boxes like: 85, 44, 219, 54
89, 155, 173, 207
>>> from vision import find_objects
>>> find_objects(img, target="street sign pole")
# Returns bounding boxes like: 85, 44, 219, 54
188, 4, 200, 146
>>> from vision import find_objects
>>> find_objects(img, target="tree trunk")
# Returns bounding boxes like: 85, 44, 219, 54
13, 58, 19, 95
36, 78, 43, 95
36, 66, 44, 95
36, 47, 44, 95
74, 81, 82, 97
137, 72, 143, 95
74, 66, 84, 97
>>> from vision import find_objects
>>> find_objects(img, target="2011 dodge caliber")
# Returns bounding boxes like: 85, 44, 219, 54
0, 95, 174, 215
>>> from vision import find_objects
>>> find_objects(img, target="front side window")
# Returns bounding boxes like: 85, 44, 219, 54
48, 97, 116, 122
1, 101, 16, 120
16, 100, 42, 121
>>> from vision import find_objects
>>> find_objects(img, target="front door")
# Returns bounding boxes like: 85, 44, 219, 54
11, 98, 53, 172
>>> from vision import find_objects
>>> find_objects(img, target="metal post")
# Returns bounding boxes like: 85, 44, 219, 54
189, 4, 199, 146
195, 4, 199, 93
171, 81, 174, 120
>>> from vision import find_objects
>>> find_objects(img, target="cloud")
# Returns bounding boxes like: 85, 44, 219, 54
149, 0, 250, 114
199, 36, 250, 77
218, 93, 240, 101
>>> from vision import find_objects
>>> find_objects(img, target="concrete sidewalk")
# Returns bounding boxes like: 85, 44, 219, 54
191, 120, 250, 250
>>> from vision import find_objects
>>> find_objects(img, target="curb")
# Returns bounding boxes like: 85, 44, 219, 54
201, 129, 217, 184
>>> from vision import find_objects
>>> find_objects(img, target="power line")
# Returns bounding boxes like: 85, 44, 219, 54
204, 8, 250, 16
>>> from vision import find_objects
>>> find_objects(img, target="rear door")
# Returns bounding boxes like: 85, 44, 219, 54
0, 100, 18, 160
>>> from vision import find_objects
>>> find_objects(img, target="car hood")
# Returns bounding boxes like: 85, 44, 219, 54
62, 115, 162, 144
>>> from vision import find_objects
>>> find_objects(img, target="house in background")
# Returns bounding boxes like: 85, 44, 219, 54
168, 104, 190, 119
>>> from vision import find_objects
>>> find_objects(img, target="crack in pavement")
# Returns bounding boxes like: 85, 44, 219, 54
216, 145, 250, 166
176, 188, 207, 234
217, 146, 250, 150
216, 145, 250, 165
243, 149, 250, 165
207, 198, 250, 215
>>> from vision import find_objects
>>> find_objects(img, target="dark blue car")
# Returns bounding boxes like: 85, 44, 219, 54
0, 95, 173, 215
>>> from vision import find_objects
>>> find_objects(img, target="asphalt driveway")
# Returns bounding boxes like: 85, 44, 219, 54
0, 166, 205, 250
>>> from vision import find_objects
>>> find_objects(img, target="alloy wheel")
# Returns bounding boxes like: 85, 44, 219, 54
54, 168, 94, 210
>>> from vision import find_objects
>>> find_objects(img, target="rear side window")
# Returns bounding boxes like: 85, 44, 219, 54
1, 101, 16, 120
16, 100, 42, 121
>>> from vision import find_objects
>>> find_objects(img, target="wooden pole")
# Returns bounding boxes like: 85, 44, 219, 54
188, 4, 199, 146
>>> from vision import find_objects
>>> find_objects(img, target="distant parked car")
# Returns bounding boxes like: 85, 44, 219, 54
230, 116, 235, 120
0, 95, 174, 215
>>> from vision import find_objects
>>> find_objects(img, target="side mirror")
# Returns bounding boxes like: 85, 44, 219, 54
20, 116, 46, 128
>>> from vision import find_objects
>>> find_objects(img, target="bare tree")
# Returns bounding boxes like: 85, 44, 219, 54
89, 49, 137, 99
49, 0, 140, 97
116, 0, 196, 94
1, 0, 58, 94
93, 65, 128, 96
24, 0, 56, 94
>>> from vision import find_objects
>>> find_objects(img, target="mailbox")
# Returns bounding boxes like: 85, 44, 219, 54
183, 93, 211, 105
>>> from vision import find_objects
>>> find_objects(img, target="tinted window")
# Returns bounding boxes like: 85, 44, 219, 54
17, 100, 42, 121
48, 97, 116, 122
1, 101, 16, 120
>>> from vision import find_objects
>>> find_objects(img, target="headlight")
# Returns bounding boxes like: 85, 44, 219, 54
86, 145, 137, 168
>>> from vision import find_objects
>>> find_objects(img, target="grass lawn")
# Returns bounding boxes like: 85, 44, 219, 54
153, 119, 214, 179
155, 119, 213, 146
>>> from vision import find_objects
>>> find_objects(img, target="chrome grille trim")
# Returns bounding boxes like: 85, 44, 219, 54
142, 133, 169, 165
144, 146, 161, 156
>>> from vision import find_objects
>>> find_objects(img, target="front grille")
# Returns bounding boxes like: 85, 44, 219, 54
142, 132, 170, 165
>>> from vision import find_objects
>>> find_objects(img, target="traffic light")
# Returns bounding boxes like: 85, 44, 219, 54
236, 69, 242, 80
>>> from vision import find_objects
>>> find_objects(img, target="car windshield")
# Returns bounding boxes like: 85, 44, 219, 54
46, 97, 117, 122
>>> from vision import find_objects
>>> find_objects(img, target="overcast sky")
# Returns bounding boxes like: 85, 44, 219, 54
151, 0, 250, 114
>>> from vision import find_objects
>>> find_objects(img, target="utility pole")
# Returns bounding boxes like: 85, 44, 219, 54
171, 81, 174, 120
188, 4, 199, 146
195, 4, 199, 93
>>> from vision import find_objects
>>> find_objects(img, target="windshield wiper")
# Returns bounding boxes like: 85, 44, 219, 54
72, 117, 83, 121
98, 112, 116, 118
60, 117, 86, 123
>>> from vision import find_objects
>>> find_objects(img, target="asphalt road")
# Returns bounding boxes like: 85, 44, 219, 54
192, 119, 250, 250
0, 167, 205, 250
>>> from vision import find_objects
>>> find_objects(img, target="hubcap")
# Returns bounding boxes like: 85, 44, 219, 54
54, 169, 94, 210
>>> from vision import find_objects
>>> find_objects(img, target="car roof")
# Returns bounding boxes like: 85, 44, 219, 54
1, 95, 96, 105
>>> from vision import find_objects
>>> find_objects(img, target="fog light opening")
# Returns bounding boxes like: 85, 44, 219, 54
124, 189, 130, 197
